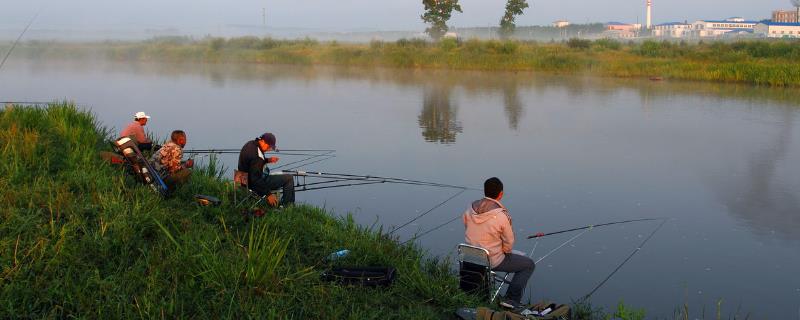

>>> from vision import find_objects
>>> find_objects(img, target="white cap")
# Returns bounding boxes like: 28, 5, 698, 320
134, 111, 151, 119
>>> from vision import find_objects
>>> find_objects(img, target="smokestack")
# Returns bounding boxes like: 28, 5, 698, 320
646, 0, 652, 29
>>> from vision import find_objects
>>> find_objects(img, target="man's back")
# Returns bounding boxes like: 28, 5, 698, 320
120, 121, 149, 144
463, 198, 515, 268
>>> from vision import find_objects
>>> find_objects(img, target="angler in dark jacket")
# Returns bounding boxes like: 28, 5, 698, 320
238, 132, 295, 206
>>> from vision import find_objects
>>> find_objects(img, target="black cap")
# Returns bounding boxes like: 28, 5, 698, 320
259, 132, 276, 148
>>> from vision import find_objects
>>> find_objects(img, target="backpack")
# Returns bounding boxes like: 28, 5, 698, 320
320, 266, 397, 287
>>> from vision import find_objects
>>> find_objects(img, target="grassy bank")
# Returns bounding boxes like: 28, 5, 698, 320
0, 103, 494, 318
13, 37, 800, 87
10, 103, 755, 319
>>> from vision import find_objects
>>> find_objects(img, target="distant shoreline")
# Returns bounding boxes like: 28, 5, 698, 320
7, 37, 800, 86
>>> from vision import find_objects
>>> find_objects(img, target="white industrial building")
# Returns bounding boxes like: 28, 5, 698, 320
652, 22, 693, 38
692, 18, 759, 38
755, 21, 800, 38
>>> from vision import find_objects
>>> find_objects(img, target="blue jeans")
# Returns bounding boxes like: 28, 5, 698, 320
494, 253, 535, 303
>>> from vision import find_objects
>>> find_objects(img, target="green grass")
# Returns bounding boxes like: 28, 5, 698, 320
0, 103, 487, 318
9, 37, 800, 87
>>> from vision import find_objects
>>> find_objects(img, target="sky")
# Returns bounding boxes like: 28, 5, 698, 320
0, 0, 792, 33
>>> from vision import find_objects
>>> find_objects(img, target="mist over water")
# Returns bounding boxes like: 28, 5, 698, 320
0, 0, 789, 41
2, 57, 800, 317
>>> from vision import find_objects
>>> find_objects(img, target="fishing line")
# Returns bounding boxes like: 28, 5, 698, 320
580, 218, 667, 301
534, 227, 592, 264
0, 5, 44, 72
528, 240, 539, 261
390, 188, 467, 235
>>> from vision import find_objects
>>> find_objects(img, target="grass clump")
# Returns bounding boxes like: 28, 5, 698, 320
0, 103, 484, 318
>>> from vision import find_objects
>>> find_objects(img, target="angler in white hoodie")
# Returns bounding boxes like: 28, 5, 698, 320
463, 177, 535, 309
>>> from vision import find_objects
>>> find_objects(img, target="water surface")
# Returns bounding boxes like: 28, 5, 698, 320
2, 59, 799, 318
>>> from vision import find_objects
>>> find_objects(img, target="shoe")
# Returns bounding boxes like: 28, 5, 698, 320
499, 298, 521, 310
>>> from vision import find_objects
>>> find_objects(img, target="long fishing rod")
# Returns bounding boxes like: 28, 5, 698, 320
284, 155, 336, 171
184, 150, 332, 157
400, 213, 462, 245
389, 188, 467, 235
1, 101, 52, 106
281, 174, 469, 192
183, 148, 335, 154
0, 6, 43, 72
580, 219, 667, 301
526, 218, 664, 239
273, 170, 480, 191
272, 151, 336, 170
294, 181, 387, 192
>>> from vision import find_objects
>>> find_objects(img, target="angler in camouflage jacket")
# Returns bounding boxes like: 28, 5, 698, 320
151, 130, 193, 190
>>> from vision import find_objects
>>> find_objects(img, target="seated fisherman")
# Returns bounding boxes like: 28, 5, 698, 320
120, 111, 154, 151
463, 177, 535, 309
238, 132, 295, 207
151, 130, 193, 190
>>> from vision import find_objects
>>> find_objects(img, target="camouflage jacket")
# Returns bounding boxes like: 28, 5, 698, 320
151, 141, 183, 175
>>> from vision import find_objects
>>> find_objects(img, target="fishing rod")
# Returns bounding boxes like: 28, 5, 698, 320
182, 148, 335, 154
389, 188, 467, 235
278, 174, 470, 192
0, 5, 43, 72
526, 218, 664, 239
1, 101, 52, 106
283, 154, 336, 171
184, 150, 333, 157
272, 151, 336, 170
579, 219, 667, 301
273, 170, 480, 191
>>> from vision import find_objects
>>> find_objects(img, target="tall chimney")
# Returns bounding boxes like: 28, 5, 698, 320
646, 0, 652, 29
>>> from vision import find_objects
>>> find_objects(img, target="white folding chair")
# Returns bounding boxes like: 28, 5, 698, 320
457, 243, 512, 303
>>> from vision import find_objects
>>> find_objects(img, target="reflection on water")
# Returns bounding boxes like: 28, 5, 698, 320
2, 58, 800, 318
711, 109, 799, 243
502, 85, 523, 130
419, 86, 462, 144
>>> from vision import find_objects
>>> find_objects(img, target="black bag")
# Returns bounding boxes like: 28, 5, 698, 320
320, 266, 397, 287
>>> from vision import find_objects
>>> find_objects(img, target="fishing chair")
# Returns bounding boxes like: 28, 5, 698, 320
457, 243, 512, 303
233, 170, 282, 209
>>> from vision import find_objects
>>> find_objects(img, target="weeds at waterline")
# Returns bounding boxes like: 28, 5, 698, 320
8, 37, 799, 86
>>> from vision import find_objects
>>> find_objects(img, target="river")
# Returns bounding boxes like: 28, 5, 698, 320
2, 58, 799, 318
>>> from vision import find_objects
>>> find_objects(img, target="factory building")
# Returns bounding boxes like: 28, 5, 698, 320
692, 18, 758, 38
772, 10, 799, 23
652, 22, 693, 38
755, 21, 800, 38
603, 22, 642, 39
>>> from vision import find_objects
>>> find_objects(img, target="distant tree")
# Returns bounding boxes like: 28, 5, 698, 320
421, 0, 463, 40
499, 0, 529, 39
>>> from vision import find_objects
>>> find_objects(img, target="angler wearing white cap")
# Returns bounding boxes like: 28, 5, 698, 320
119, 111, 154, 151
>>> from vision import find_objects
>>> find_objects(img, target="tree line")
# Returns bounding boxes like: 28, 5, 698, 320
422, 0, 529, 40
